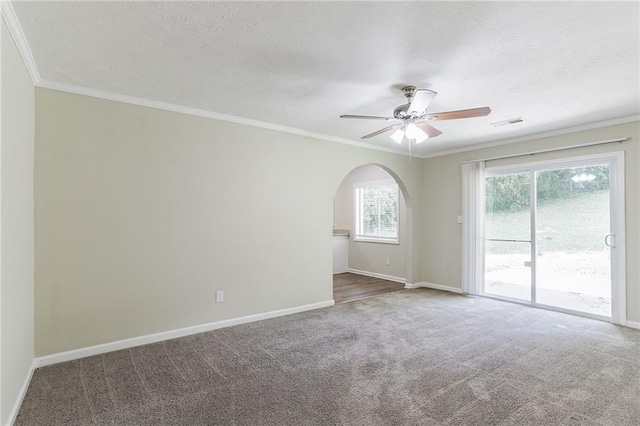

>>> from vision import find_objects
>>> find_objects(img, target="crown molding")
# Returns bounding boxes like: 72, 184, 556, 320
37, 79, 414, 157
0, 0, 40, 84
35, 78, 640, 161
421, 115, 639, 159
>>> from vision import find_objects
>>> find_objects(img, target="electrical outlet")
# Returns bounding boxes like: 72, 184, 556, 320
385, 258, 390, 266
216, 290, 224, 303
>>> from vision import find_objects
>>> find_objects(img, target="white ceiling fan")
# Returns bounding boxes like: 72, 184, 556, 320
340, 86, 491, 144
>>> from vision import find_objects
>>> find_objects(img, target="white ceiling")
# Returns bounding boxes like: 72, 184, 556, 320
9, 1, 640, 156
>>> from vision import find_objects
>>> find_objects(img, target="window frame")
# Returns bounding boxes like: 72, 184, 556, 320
353, 179, 400, 244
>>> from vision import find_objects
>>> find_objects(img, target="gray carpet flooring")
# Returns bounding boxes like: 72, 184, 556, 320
16, 289, 640, 425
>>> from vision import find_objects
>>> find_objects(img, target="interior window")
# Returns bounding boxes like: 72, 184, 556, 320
354, 180, 399, 243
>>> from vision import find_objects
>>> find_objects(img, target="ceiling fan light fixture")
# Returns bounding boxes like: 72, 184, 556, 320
405, 122, 428, 143
390, 128, 404, 144
414, 132, 428, 144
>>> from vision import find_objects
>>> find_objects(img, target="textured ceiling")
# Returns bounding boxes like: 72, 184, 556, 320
11, 1, 640, 156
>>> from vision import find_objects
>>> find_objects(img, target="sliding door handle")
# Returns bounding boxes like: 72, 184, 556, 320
604, 233, 615, 248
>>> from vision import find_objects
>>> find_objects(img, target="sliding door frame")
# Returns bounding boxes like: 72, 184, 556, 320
482, 152, 626, 324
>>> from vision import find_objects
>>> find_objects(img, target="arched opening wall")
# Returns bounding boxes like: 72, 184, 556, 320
333, 164, 412, 284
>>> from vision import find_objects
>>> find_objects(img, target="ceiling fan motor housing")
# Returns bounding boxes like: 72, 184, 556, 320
394, 86, 418, 119
393, 103, 411, 119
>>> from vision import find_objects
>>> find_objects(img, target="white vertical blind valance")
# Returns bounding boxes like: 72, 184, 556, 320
461, 161, 485, 295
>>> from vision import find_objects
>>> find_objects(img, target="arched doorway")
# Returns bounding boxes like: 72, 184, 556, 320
332, 164, 412, 303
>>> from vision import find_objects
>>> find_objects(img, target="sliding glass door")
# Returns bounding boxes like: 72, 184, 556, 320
484, 173, 532, 302
534, 165, 613, 316
481, 153, 624, 322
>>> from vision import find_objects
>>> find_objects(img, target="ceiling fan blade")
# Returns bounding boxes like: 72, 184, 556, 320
361, 124, 401, 139
408, 89, 437, 116
418, 122, 442, 138
427, 106, 492, 120
340, 114, 395, 120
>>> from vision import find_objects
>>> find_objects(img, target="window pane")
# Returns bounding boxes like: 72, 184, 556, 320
356, 182, 398, 240
361, 187, 378, 235
484, 173, 531, 301
379, 185, 398, 237
535, 165, 611, 316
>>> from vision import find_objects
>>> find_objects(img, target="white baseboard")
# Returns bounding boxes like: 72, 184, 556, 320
626, 321, 640, 330
347, 268, 406, 284
34, 300, 334, 368
7, 360, 36, 426
405, 281, 464, 294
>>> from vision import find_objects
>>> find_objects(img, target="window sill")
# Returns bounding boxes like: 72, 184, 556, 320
353, 237, 400, 245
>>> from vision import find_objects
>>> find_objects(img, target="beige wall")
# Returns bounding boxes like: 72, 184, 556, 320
34, 88, 424, 356
421, 121, 640, 323
333, 164, 407, 279
0, 19, 35, 425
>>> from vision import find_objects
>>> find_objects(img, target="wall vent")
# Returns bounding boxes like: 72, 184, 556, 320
491, 117, 524, 127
